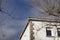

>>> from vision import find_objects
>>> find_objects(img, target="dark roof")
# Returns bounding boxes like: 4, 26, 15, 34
20, 17, 60, 39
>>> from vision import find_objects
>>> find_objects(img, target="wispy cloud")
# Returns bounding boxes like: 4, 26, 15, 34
0, 19, 27, 40
0, 0, 34, 40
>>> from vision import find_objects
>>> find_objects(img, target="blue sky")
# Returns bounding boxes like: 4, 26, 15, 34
0, 0, 57, 40
2, 0, 34, 20
0, 0, 36, 40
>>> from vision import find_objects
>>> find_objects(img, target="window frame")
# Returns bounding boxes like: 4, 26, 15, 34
46, 27, 54, 37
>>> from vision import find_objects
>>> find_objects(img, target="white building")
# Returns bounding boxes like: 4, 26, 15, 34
20, 18, 60, 40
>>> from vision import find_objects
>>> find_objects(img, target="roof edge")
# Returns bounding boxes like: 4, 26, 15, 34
28, 17, 60, 23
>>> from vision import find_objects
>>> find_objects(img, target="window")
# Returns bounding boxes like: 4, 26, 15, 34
46, 27, 53, 36
57, 28, 60, 37
46, 29, 51, 36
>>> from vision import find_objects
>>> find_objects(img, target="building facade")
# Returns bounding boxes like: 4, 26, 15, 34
20, 18, 60, 40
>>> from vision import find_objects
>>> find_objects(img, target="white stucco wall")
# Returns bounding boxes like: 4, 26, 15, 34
21, 20, 60, 40
32, 21, 60, 40
21, 23, 30, 40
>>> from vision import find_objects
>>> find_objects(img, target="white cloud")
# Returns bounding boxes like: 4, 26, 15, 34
0, 19, 27, 40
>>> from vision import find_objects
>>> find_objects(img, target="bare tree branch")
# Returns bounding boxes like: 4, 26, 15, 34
0, 0, 2, 11
1, 10, 16, 19
31, 0, 60, 19
0, 0, 17, 19
0, 0, 17, 37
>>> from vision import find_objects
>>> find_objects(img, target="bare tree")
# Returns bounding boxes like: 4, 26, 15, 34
30, 0, 60, 19
0, 0, 2, 11
0, 0, 16, 19
0, 0, 16, 37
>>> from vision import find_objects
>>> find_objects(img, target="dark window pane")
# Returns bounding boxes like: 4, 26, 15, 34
46, 30, 51, 36
58, 31, 60, 36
